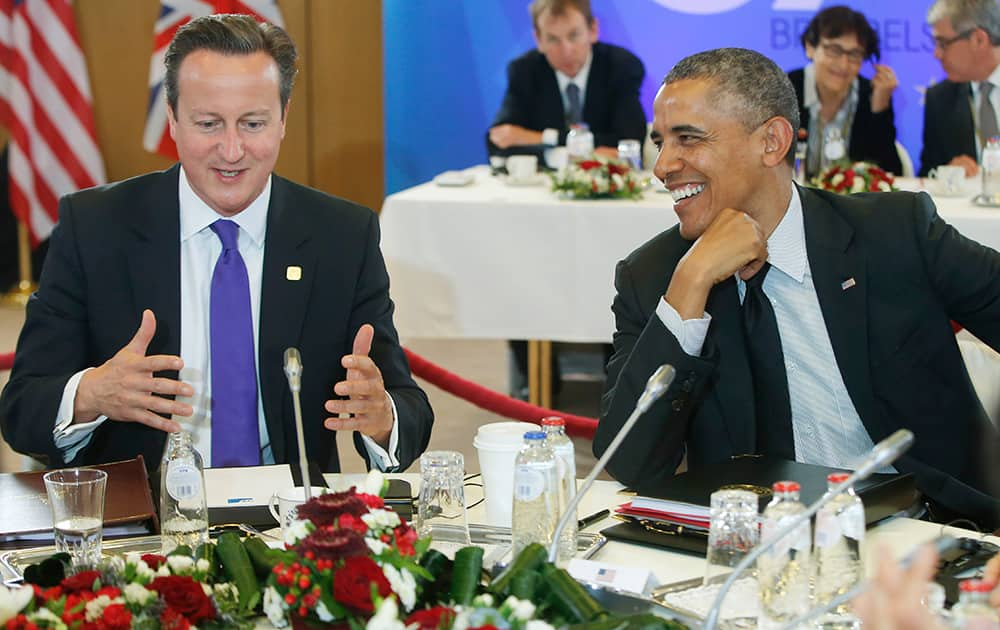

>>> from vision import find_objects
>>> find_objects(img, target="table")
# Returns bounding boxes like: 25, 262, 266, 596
379, 168, 1000, 404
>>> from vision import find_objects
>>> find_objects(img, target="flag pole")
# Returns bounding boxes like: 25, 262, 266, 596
1, 222, 37, 308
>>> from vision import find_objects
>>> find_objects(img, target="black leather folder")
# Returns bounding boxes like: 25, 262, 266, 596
603, 457, 920, 555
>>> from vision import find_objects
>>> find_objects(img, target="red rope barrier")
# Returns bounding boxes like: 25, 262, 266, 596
403, 348, 598, 440
0, 352, 13, 371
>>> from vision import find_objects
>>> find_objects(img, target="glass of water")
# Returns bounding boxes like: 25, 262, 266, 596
704, 488, 760, 587
617, 139, 643, 170
416, 451, 471, 546
44, 468, 108, 569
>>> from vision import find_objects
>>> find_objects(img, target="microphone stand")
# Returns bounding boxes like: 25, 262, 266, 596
547, 364, 677, 563
284, 348, 312, 501
702, 429, 915, 630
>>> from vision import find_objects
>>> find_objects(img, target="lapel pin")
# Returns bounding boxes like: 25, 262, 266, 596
841, 277, 856, 291
286, 266, 302, 281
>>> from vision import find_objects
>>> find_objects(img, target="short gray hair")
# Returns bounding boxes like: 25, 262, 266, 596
927, 0, 1000, 45
663, 48, 799, 164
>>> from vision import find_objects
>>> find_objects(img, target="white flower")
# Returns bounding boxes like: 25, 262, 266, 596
284, 519, 313, 546
382, 565, 417, 611
124, 583, 155, 606
29, 607, 65, 628
363, 508, 401, 531
263, 586, 289, 628
316, 600, 335, 622
364, 470, 387, 496
851, 176, 865, 193
85, 595, 117, 622
611, 173, 625, 190
452, 609, 472, 630
196, 558, 211, 573
0, 585, 34, 624
156, 563, 171, 577
167, 554, 195, 574
831, 173, 844, 186
502, 596, 535, 621
526, 620, 556, 630
367, 597, 405, 630
878, 180, 891, 192
366, 537, 390, 555
472, 593, 494, 608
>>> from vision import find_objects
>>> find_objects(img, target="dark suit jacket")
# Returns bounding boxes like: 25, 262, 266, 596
595, 186, 1000, 527
788, 69, 902, 176
487, 42, 646, 157
0, 165, 433, 473
920, 79, 977, 176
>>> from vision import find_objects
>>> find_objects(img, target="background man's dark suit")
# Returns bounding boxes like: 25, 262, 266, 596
0, 165, 433, 473
919, 80, 977, 176
596, 186, 1000, 527
788, 69, 903, 176
486, 41, 646, 157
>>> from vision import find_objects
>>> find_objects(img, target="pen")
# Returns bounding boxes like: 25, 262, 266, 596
226, 497, 253, 504
577, 508, 610, 529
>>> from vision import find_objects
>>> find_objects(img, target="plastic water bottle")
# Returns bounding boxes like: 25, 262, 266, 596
511, 431, 559, 556
820, 125, 846, 172
160, 431, 209, 554
541, 417, 577, 565
951, 579, 1000, 629
981, 136, 1000, 202
566, 123, 594, 158
813, 472, 865, 619
757, 481, 811, 627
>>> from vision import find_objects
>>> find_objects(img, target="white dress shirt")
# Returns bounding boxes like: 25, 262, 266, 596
52, 167, 400, 469
541, 50, 594, 146
970, 63, 1000, 157
657, 185, 891, 471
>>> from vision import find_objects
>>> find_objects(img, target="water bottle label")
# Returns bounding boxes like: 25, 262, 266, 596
165, 462, 203, 501
839, 504, 865, 542
814, 510, 841, 549
514, 466, 546, 502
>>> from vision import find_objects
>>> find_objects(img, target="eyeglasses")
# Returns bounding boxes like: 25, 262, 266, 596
819, 42, 867, 64
933, 28, 975, 50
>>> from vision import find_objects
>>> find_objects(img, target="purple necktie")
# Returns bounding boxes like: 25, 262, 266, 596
209, 219, 260, 467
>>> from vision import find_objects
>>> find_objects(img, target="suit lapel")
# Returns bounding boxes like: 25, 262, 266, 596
704, 278, 756, 453
582, 43, 604, 123
800, 186, 878, 426
258, 176, 316, 462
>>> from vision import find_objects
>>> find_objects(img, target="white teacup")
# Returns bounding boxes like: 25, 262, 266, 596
927, 165, 966, 196
268, 486, 327, 534
506, 155, 538, 182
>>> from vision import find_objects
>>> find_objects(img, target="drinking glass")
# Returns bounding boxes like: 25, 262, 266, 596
703, 488, 759, 587
617, 139, 642, 170
44, 468, 108, 569
416, 451, 470, 545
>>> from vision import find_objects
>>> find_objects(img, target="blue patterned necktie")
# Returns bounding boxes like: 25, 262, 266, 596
209, 219, 260, 467
742, 263, 795, 459
566, 83, 582, 126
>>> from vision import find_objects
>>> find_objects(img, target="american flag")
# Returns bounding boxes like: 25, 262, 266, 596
143, 0, 285, 159
0, 0, 106, 243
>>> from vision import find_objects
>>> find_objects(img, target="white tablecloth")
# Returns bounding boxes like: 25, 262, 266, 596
380, 168, 1000, 342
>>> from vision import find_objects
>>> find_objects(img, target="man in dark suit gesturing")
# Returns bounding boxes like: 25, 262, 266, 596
487, 0, 646, 160
920, 0, 1000, 177
0, 15, 433, 473
596, 48, 1000, 528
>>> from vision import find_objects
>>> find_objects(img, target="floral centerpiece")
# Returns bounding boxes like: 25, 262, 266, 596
811, 161, 896, 194
550, 156, 644, 200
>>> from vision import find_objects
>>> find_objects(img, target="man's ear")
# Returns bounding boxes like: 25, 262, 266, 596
589, 16, 600, 43
166, 104, 177, 141
761, 116, 794, 168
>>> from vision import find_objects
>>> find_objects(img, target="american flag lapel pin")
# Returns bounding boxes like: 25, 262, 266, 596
841, 277, 856, 291
286, 266, 302, 281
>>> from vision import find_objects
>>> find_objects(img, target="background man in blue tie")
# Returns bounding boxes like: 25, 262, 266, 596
486, 0, 646, 160
0, 14, 433, 473
596, 47, 1000, 529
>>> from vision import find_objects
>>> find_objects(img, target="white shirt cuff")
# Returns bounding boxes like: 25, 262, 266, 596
655, 298, 712, 357
541, 128, 559, 146
53, 368, 108, 461
359, 392, 400, 471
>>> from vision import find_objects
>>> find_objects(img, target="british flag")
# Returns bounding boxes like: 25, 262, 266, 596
143, 0, 284, 159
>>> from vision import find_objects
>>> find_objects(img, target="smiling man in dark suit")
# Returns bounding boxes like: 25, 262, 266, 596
920, 0, 1000, 177
0, 14, 433, 473
487, 0, 646, 160
596, 47, 1000, 528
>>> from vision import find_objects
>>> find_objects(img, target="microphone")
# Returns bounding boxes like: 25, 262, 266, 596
702, 428, 916, 630
283, 347, 312, 500
547, 364, 676, 563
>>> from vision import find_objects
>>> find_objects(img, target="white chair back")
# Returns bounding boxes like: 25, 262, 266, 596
895, 140, 915, 178
958, 337, 1000, 427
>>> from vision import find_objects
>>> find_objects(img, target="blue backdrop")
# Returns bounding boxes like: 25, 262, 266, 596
384, 0, 939, 196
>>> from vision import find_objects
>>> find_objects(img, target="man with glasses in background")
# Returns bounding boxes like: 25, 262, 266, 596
920, 0, 1000, 176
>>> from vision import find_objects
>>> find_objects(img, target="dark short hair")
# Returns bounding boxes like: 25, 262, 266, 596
928, 0, 1000, 45
663, 48, 800, 165
164, 13, 298, 115
800, 5, 880, 61
529, 0, 593, 32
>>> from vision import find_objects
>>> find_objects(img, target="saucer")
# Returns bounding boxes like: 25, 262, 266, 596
924, 178, 974, 198
505, 174, 548, 187
434, 170, 475, 187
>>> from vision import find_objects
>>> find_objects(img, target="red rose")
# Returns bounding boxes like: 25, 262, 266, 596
332, 556, 391, 613
60, 570, 101, 593
394, 524, 418, 557
39, 585, 62, 601
607, 162, 629, 176
96, 586, 121, 599
141, 554, 167, 570
149, 576, 216, 624
159, 608, 191, 630
578, 160, 601, 171
297, 489, 369, 526
470, 625, 499, 630
357, 493, 385, 509
337, 513, 368, 534
4, 614, 34, 630
405, 606, 456, 630
98, 603, 132, 630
